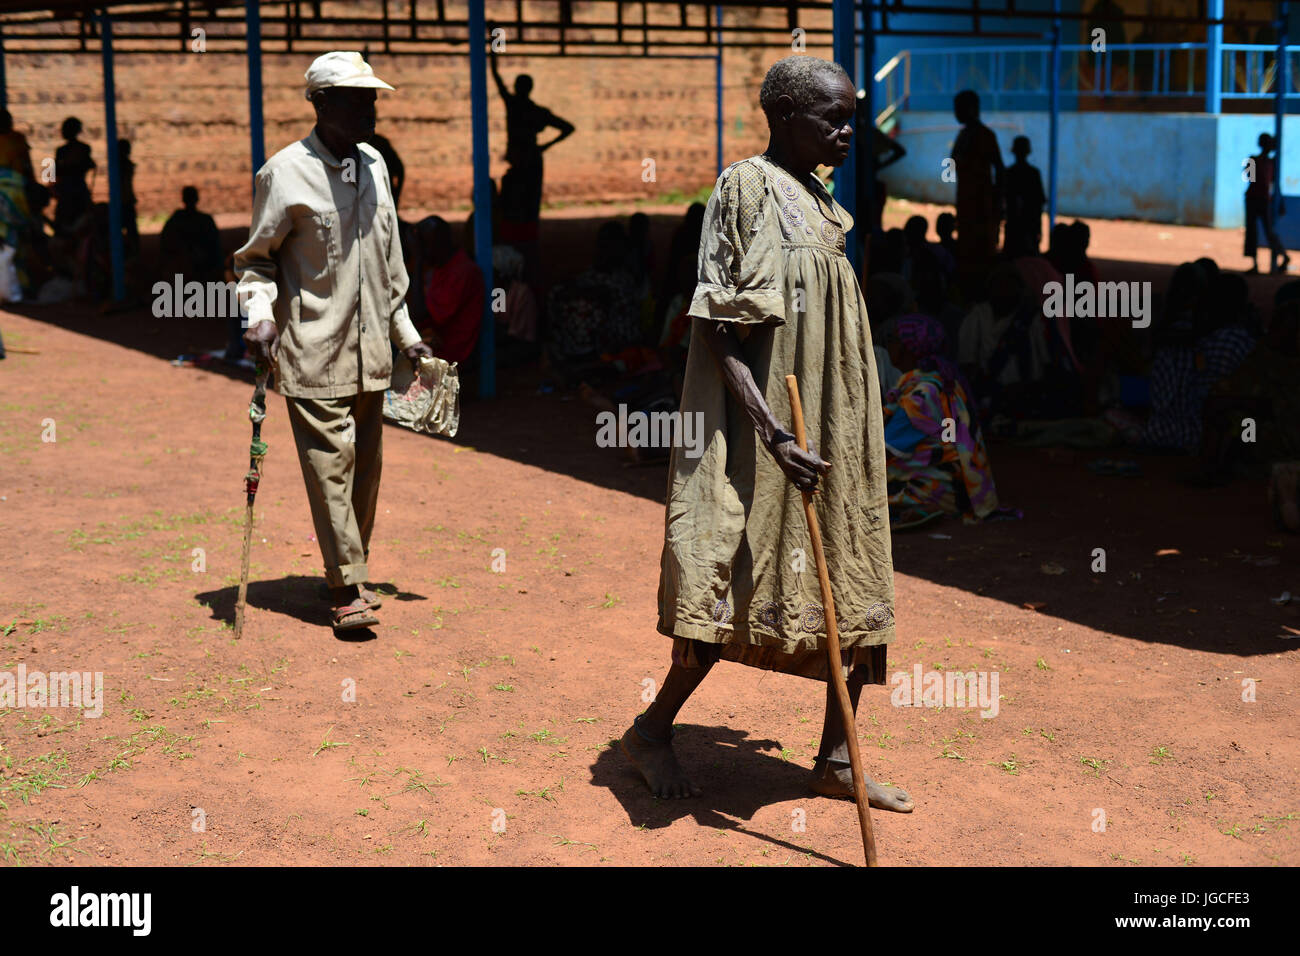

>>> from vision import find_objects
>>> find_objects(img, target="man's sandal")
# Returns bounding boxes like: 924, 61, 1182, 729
332, 598, 379, 632
319, 584, 384, 610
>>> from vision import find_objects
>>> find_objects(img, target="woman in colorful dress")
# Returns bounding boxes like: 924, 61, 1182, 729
882, 314, 998, 528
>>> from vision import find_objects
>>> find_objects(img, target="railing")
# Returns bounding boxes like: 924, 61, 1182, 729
873, 50, 910, 128
872, 43, 1300, 114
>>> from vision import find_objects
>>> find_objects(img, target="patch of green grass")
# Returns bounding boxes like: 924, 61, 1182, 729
993, 754, 1021, 776
393, 766, 449, 794
1258, 813, 1297, 830
517, 777, 567, 803
1080, 756, 1109, 776
0, 815, 86, 865
0, 750, 72, 806
312, 726, 351, 757
551, 833, 599, 851
186, 842, 243, 866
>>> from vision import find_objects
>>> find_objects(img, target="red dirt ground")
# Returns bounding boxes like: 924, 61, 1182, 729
0, 211, 1297, 867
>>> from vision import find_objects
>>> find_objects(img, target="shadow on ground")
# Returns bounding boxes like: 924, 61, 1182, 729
589, 723, 857, 867
195, 575, 427, 630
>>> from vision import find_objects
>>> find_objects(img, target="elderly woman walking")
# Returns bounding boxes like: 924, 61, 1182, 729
621, 55, 912, 813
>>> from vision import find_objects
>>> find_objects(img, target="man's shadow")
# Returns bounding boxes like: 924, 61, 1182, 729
591, 724, 855, 867
195, 575, 428, 642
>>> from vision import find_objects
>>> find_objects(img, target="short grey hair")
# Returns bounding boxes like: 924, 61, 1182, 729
759, 55, 851, 120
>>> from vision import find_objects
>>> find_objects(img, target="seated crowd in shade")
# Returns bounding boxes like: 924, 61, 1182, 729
865, 175, 1299, 531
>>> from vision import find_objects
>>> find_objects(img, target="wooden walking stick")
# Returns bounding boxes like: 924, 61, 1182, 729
784, 373, 879, 867
234, 362, 270, 640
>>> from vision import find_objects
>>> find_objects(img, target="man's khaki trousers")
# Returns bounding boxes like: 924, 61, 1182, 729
285, 390, 384, 589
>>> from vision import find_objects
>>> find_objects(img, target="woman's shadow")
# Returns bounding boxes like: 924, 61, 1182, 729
590, 723, 856, 866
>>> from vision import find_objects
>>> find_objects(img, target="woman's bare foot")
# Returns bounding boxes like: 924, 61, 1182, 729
810, 757, 914, 812
620, 724, 701, 799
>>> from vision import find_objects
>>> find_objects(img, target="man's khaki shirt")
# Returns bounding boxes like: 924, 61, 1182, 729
235, 128, 421, 399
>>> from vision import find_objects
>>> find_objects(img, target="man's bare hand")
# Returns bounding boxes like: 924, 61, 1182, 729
243, 320, 279, 365
405, 341, 434, 365
770, 433, 831, 492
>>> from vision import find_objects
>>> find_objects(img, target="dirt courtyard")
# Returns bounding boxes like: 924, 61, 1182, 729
2, 209, 1298, 867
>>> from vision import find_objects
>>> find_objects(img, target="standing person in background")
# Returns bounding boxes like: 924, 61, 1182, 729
1003, 136, 1045, 257
490, 47, 574, 226
1245, 132, 1289, 275
951, 91, 1004, 291
117, 138, 139, 259
53, 117, 95, 238
236, 51, 433, 633
855, 100, 907, 234
367, 119, 406, 209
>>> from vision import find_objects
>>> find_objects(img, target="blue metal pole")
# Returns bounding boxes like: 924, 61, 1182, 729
245, 0, 265, 185
468, 0, 495, 398
100, 12, 125, 303
1048, 0, 1061, 232
832, 0, 858, 268
854, 2, 866, 91
862, 0, 876, 238
1276, 2, 1289, 227
1206, 0, 1223, 113
715, 3, 723, 176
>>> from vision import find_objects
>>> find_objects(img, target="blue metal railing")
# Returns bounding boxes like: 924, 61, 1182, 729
876, 43, 1300, 114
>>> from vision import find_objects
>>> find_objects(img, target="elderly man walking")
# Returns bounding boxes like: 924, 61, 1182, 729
237, 51, 433, 632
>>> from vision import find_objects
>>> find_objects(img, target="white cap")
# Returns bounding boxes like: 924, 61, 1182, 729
304, 51, 395, 99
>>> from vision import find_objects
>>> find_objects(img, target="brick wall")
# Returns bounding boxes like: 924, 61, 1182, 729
13, 43, 797, 220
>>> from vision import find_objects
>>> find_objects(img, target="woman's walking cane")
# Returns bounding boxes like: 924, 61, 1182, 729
234, 363, 270, 640
784, 374, 878, 867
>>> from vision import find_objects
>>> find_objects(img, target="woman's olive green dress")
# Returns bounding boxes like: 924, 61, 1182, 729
658, 155, 896, 683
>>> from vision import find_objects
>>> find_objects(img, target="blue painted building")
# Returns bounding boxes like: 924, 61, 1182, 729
866, 0, 1300, 240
